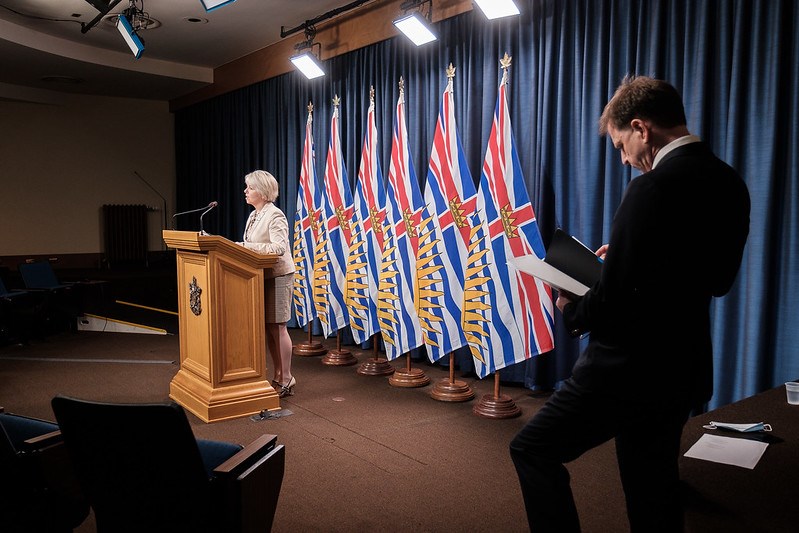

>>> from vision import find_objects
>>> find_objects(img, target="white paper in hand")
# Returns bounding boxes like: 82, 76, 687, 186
511, 255, 591, 296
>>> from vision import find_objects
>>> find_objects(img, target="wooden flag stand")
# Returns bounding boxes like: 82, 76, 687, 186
388, 352, 429, 387
293, 323, 327, 357
430, 352, 474, 402
322, 330, 357, 366
473, 371, 521, 418
356, 334, 394, 376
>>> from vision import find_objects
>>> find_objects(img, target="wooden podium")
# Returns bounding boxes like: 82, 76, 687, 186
163, 230, 281, 422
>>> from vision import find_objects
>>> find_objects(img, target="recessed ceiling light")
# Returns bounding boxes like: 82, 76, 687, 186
183, 16, 209, 24
102, 13, 161, 30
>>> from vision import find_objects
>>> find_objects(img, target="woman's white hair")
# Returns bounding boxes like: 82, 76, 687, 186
245, 170, 279, 203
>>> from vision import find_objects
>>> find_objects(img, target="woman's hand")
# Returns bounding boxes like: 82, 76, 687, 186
595, 244, 609, 260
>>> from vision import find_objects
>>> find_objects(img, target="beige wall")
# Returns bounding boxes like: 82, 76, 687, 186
0, 90, 175, 256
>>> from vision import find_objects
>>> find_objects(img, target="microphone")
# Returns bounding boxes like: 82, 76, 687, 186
199, 201, 218, 235
172, 201, 217, 231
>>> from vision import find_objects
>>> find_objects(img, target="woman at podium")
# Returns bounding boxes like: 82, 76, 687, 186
237, 170, 297, 397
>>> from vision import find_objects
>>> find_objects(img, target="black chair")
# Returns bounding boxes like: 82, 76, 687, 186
17, 262, 79, 334
0, 278, 34, 344
18, 261, 70, 290
51, 396, 285, 533
0, 408, 90, 532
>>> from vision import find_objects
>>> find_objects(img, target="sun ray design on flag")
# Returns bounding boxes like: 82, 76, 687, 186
422, 64, 474, 362
346, 87, 383, 345
317, 95, 352, 338
292, 215, 311, 323
292, 102, 322, 328
379, 77, 465, 363
312, 220, 333, 331
378, 79, 423, 360
465, 53, 555, 377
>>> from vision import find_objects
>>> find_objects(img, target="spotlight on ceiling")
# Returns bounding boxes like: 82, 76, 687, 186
116, 10, 144, 58
200, 0, 236, 12
393, 1, 436, 46
290, 52, 325, 80
289, 26, 325, 80
473, 0, 520, 20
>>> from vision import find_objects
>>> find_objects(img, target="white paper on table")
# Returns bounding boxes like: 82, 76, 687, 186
683, 433, 768, 469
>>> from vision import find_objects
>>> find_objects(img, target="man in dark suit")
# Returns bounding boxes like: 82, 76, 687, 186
510, 76, 750, 532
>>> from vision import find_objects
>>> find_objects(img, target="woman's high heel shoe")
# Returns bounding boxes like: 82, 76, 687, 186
278, 376, 296, 398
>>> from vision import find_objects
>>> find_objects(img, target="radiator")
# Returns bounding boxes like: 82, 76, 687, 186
103, 204, 148, 266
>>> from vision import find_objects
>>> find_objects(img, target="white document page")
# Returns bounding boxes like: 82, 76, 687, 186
683, 433, 768, 469
511, 255, 591, 296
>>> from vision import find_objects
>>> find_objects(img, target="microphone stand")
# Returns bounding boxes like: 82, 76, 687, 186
172, 202, 217, 230
132, 171, 167, 251
199, 202, 218, 235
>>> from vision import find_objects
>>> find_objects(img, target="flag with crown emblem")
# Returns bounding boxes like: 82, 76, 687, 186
292, 104, 322, 328
467, 54, 555, 377
317, 97, 352, 337
346, 89, 383, 345
380, 78, 465, 362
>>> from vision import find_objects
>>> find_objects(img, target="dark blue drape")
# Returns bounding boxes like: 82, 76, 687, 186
175, 0, 799, 409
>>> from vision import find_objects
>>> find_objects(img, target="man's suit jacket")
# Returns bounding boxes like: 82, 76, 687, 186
563, 142, 750, 405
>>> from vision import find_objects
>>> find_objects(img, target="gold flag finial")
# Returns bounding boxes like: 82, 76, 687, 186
399, 76, 405, 94
446, 63, 456, 79
370, 85, 375, 103
307, 101, 314, 114
500, 52, 512, 71
332, 94, 340, 108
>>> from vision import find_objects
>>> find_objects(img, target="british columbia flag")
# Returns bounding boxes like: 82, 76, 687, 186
346, 88, 383, 345
380, 78, 465, 362
424, 66, 477, 263
468, 54, 555, 377
292, 103, 322, 328
317, 97, 352, 337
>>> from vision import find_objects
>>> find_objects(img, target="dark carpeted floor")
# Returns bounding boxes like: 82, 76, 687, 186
0, 329, 631, 532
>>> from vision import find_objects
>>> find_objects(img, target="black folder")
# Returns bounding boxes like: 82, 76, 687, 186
544, 228, 603, 289
511, 229, 602, 296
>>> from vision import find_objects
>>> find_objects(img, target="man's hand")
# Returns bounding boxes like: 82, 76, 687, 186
556, 290, 576, 313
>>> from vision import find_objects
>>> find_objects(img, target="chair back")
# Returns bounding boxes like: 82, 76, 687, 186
0, 410, 90, 532
52, 396, 214, 532
18, 261, 65, 289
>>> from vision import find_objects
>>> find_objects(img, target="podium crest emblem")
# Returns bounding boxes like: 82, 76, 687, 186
189, 276, 202, 316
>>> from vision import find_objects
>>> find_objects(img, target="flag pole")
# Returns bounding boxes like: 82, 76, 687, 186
292, 322, 327, 357
431, 352, 474, 402
322, 329, 357, 366
473, 370, 521, 418
389, 351, 429, 387
356, 333, 394, 376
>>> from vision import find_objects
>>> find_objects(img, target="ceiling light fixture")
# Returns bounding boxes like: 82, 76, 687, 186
290, 52, 325, 79
290, 26, 325, 80
200, 0, 236, 12
116, 1, 148, 58
393, 0, 436, 46
117, 12, 144, 58
473, 0, 520, 20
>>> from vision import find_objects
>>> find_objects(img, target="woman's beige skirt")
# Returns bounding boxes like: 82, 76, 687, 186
265, 271, 294, 324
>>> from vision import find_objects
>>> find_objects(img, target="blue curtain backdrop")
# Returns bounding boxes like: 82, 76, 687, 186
174, 0, 799, 410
